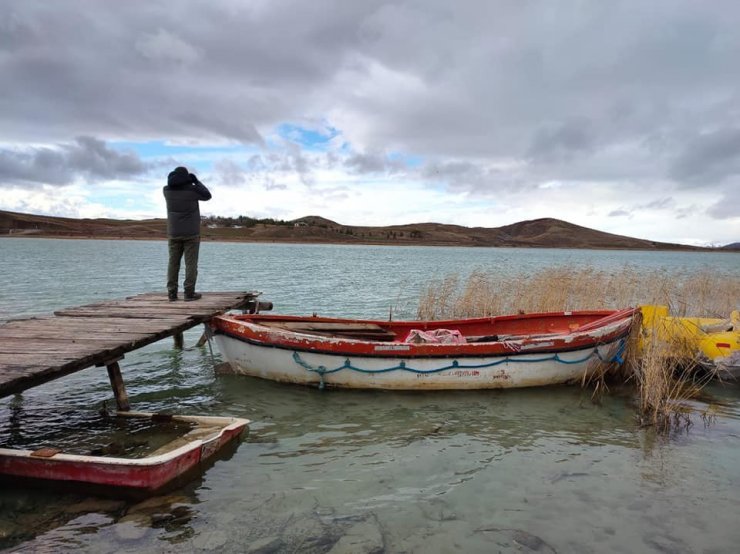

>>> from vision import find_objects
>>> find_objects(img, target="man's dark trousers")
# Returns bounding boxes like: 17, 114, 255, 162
167, 235, 200, 297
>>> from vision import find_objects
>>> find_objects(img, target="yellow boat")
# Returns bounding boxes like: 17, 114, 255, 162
640, 305, 740, 379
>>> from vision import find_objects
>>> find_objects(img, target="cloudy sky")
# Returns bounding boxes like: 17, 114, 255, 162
2, 1, 739, 245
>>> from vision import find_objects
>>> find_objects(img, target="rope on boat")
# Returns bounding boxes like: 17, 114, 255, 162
292, 338, 628, 390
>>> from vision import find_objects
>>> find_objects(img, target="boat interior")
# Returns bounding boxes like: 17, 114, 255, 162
0, 412, 233, 460
247, 311, 622, 343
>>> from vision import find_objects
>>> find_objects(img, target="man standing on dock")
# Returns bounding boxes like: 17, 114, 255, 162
164, 166, 211, 301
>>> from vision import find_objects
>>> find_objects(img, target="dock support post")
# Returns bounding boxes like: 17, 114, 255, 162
173, 332, 184, 349
105, 360, 130, 411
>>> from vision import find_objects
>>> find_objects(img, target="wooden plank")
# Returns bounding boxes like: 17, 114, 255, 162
263, 321, 397, 341
131, 290, 257, 296
0, 340, 126, 352
6, 319, 192, 332
3, 315, 189, 328
78, 291, 250, 303
54, 308, 203, 318
0, 345, 121, 355
55, 306, 229, 316
0, 353, 82, 363
269, 321, 390, 332
0, 331, 151, 341
0, 337, 129, 346
0, 369, 48, 381
0, 363, 48, 372
59, 293, 255, 312
56, 299, 242, 310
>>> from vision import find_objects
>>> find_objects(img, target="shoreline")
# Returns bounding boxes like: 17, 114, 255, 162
1, 232, 732, 253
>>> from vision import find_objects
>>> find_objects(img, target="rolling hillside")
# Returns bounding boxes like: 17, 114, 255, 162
0, 209, 709, 250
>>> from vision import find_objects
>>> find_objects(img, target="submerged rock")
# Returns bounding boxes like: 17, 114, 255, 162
64, 498, 126, 515
475, 526, 557, 553
115, 513, 152, 541
246, 536, 285, 553
328, 518, 384, 554
0, 519, 20, 540
127, 494, 190, 515
191, 529, 229, 550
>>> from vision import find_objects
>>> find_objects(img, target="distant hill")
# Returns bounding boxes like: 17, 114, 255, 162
722, 242, 740, 250
0, 209, 709, 251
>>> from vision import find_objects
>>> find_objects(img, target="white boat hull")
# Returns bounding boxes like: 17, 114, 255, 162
214, 334, 625, 390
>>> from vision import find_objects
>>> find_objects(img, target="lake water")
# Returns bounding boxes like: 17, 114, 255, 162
1, 238, 739, 553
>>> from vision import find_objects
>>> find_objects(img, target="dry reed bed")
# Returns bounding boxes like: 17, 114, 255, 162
417, 266, 740, 432
417, 266, 738, 320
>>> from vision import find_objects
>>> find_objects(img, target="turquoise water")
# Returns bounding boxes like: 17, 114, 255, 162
1, 238, 739, 552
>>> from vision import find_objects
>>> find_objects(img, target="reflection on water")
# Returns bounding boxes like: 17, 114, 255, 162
1, 239, 740, 552
4, 364, 740, 552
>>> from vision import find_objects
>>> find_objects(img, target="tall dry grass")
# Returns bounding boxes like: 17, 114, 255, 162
417, 266, 739, 320
632, 328, 712, 432
417, 266, 740, 432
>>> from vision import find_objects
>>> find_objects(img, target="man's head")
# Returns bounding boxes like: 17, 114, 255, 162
168, 166, 193, 187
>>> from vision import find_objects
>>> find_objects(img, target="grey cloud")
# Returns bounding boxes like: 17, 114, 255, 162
345, 153, 386, 173
135, 28, 201, 65
344, 152, 405, 174
707, 191, 740, 219
608, 197, 677, 219
66, 137, 148, 178
0, 1, 379, 143
420, 160, 523, 194
608, 209, 631, 217
670, 128, 740, 185
641, 197, 675, 210
2, 0, 740, 205
527, 120, 595, 163
247, 155, 267, 172
0, 137, 148, 186
283, 144, 313, 185
212, 147, 325, 190
675, 204, 700, 220
214, 159, 248, 187
0, 149, 71, 186
422, 161, 483, 180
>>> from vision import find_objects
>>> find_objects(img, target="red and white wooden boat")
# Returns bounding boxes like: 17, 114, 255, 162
210, 308, 638, 390
0, 412, 248, 496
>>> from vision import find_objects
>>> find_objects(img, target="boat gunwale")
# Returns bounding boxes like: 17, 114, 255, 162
211, 308, 637, 359
214, 326, 633, 359
218, 308, 631, 329
0, 412, 250, 466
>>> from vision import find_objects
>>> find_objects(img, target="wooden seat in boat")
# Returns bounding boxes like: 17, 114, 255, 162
260, 320, 398, 341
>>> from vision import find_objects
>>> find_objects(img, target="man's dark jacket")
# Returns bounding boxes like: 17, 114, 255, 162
163, 168, 212, 237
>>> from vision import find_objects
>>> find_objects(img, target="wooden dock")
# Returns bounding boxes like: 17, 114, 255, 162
0, 292, 262, 408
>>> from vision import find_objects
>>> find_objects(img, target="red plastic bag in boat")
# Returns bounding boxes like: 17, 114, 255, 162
403, 328, 466, 344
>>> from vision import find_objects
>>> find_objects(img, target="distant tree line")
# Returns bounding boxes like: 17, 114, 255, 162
202, 215, 293, 227
200, 215, 426, 240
